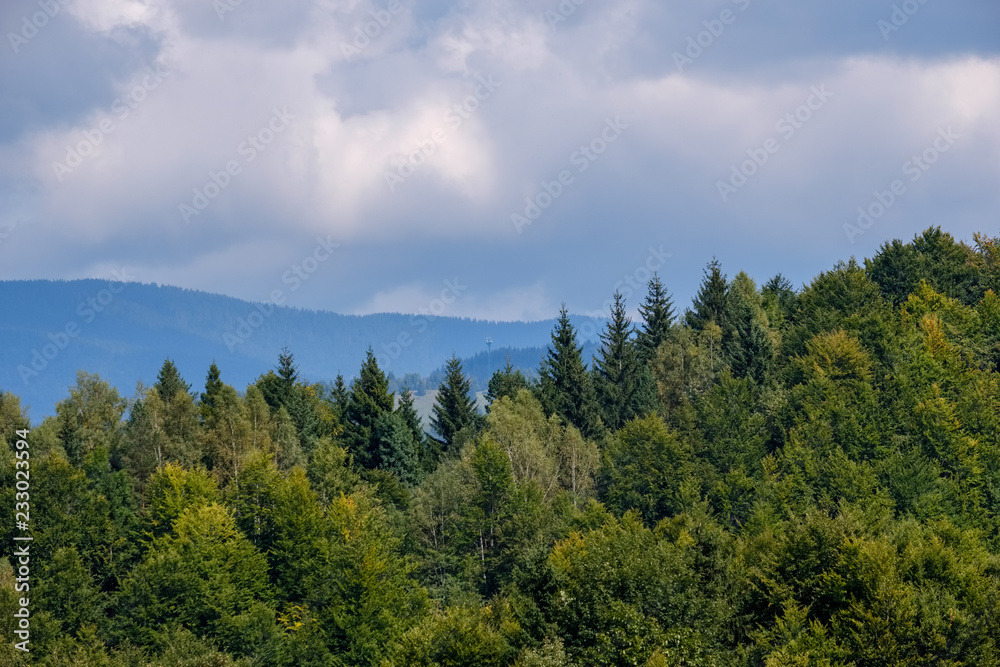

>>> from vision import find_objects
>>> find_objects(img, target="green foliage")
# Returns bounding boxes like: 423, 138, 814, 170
685, 258, 728, 331
637, 273, 675, 361
343, 348, 395, 469
117, 502, 276, 657
599, 414, 695, 524
486, 358, 531, 409
14, 227, 1000, 665
538, 305, 603, 438
431, 355, 481, 455
593, 291, 658, 431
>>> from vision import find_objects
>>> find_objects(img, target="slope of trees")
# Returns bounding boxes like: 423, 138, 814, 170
4, 227, 1000, 665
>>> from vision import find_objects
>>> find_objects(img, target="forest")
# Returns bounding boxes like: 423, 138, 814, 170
4, 226, 1000, 666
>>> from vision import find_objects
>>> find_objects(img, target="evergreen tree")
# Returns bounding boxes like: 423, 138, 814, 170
721, 272, 774, 384
685, 258, 728, 331
374, 412, 420, 485
343, 348, 395, 469
199, 362, 224, 421
154, 358, 191, 402
330, 373, 350, 422
593, 292, 657, 431
637, 273, 675, 361
484, 357, 530, 410
396, 385, 427, 465
538, 305, 602, 438
430, 355, 480, 454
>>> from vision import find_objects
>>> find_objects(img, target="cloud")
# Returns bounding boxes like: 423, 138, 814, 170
1, 0, 998, 320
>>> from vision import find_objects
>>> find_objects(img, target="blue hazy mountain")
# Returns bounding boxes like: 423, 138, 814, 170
0, 280, 605, 421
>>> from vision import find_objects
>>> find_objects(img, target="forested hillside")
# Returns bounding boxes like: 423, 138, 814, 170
0, 280, 586, 420
5, 227, 1000, 665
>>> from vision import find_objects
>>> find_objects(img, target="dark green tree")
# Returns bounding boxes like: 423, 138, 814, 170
484, 358, 530, 411
637, 273, 675, 361
430, 355, 480, 455
593, 292, 657, 431
343, 348, 395, 469
685, 258, 728, 331
154, 359, 191, 402
374, 412, 420, 485
199, 362, 224, 421
538, 306, 602, 438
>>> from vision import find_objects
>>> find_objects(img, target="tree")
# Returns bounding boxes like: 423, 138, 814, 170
598, 414, 694, 524
200, 362, 225, 422
593, 291, 658, 431
721, 271, 775, 384
485, 358, 530, 410
329, 373, 350, 423
430, 355, 480, 455
343, 348, 395, 469
685, 258, 728, 331
117, 503, 276, 657
154, 358, 192, 403
538, 306, 602, 439
375, 412, 420, 485
637, 273, 675, 361
56, 371, 127, 466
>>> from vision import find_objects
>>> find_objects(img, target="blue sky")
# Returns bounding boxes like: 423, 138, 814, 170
1, 0, 998, 322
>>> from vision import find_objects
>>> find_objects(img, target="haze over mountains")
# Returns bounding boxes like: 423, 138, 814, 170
0, 280, 603, 421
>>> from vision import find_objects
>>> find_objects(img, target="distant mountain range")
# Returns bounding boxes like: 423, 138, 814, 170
0, 280, 603, 422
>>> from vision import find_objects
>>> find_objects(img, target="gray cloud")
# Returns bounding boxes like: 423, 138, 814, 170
0, 0, 998, 323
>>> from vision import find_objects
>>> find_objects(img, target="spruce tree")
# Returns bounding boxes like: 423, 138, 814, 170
154, 359, 191, 402
593, 292, 657, 432
330, 373, 349, 421
430, 355, 480, 454
538, 305, 602, 438
485, 357, 530, 410
200, 362, 224, 416
343, 348, 394, 468
637, 273, 675, 361
685, 258, 728, 331
395, 386, 428, 471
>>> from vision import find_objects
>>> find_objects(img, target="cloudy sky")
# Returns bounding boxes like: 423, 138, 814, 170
1, 0, 998, 322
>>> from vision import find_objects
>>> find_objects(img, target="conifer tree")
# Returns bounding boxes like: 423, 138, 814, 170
685, 258, 728, 331
330, 373, 350, 422
199, 362, 224, 420
396, 386, 426, 451
593, 292, 657, 432
154, 359, 191, 402
538, 305, 602, 438
485, 357, 530, 410
637, 273, 675, 361
430, 355, 480, 454
343, 348, 395, 468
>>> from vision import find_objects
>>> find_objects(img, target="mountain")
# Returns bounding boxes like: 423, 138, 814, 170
0, 280, 605, 421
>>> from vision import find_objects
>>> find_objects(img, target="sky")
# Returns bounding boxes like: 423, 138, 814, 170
1, 0, 998, 323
